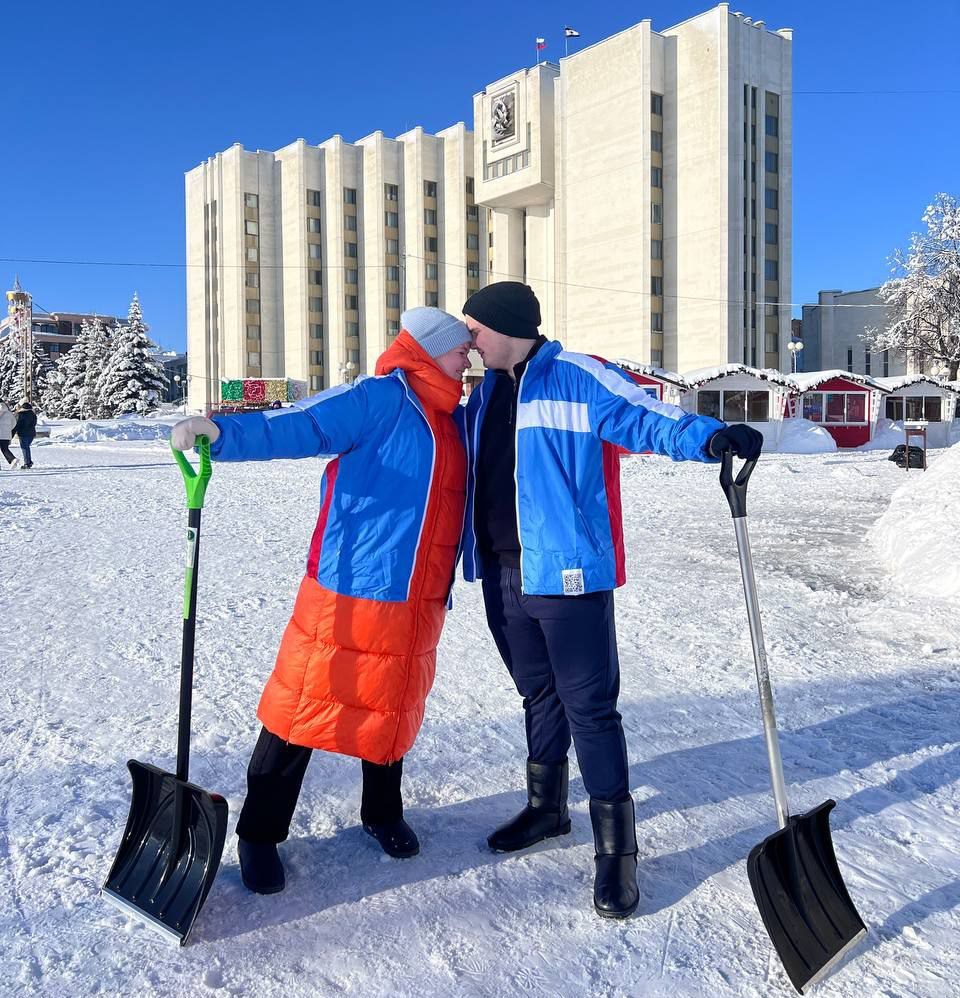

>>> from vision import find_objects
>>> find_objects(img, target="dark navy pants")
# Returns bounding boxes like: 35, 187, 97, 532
481, 564, 630, 802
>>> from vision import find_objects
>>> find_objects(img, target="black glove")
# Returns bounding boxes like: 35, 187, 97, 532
708, 423, 763, 460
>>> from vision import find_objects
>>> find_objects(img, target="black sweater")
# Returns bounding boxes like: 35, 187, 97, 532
474, 337, 547, 567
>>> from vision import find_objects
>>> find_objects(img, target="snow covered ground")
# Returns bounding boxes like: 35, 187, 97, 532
2, 426, 959, 997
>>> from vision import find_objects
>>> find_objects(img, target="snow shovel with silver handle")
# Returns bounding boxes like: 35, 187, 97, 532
102, 436, 228, 945
719, 450, 867, 994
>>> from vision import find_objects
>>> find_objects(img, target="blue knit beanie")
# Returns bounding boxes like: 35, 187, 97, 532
401, 307, 471, 358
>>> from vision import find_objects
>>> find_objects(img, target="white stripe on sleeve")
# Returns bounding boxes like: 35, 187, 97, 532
557, 351, 685, 421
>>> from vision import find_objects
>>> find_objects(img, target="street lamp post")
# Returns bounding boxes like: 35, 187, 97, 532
173, 374, 184, 408
787, 340, 804, 374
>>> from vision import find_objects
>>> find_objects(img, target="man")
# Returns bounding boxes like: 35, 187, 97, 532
461, 282, 761, 918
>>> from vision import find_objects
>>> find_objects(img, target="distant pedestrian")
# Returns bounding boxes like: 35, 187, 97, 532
13, 401, 37, 469
0, 401, 18, 468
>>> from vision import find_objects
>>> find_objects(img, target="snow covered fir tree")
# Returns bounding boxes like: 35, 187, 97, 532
866, 192, 960, 380
0, 330, 53, 405
42, 294, 167, 418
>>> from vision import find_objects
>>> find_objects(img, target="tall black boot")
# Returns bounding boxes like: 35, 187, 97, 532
488, 759, 571, 852
589, 796, 639, 918
361, 758, 420, 859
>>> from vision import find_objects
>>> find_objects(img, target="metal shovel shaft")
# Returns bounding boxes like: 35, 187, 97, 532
731, 515, 790, 830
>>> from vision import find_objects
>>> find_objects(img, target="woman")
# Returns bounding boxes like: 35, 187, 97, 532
0, 402, 18, 468
171, 307, 471, 894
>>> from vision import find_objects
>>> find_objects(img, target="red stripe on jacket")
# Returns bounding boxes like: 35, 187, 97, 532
306, 457, 340, 579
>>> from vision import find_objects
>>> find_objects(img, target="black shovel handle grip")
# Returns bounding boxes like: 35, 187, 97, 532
719, 450, 758, 518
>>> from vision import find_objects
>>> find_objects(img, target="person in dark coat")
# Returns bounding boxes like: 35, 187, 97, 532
13, 401, 37, 469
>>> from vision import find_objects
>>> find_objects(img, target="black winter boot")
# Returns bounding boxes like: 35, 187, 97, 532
488, 759, 571, 852
589, 797, 639, 918
238, 838, 285, 895
362, 818, 420, 858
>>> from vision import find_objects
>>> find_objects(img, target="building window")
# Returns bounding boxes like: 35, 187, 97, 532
651, 349, 663, 367
311, 375, 322, 390
424, 208, 437, 225
347, 348, 360, 363
765, 114, 779, 137
345, 242, 358, 258
425, 236, 438, 253
310, 350, 323, 365
309, 269, 323, 285
386, 293, 400, 308
426, 291, 439, 307
883, 350, 890, 377
307, 217, 322, 233
245, 219, 259, 235
847, 347, 854, 373
386, 238, 399, 254
865, 350, 872, 375
308, 243, 322, 259
246, 324, 260, 340
466, 233, 479, 250
765, 332, 778, 353
697, 391, 721, 419
467, 262, 480, 279
247, 351, 260, 367
651, 202, 663, 224
424, 180, 437, 198
466, 176, 474, 195
651, 311, 663, 331
385, 183, 398, 201
426, 263, 438, 279
344, 187, 357, 204
388, 319, 400, 336
246, 247, 258, 262
245, 192, 259, 208
245, 272, 259, 288
385, 211, 398, 228
764, 299, 779, 317
466, 204, 479, 220
651, 276, 663, 296
765, 223, 778, 245
651, 130, 663, 152
245, 299, 260, 313
651, 239, 663, 260
345, 268, 358, 285
747, 391, 770, 422
346, 324, 359, 338
765, 187, 778, 210
651, 93, 663, 116
386, 265, 400, 281
923, 396, 942, 421
765, 151, 779, 173
764, 259, 778, 281
307, 189, 322, 206
345, 295, 358, 310
651, 167, 662, 188
344, 215, 357, 232
310, 322, 323, 337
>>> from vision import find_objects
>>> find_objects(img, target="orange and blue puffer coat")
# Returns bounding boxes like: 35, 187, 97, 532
209, 332, 466, 763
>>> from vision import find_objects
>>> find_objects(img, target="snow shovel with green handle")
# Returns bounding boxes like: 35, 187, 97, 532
102, 435, 227, 945
719, 450, 867, 994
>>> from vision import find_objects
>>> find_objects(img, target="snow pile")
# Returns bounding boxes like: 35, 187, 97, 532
857, 418, 905, 452
52, 418, 173, 443
869, 443, 960, 598
775, 417, 837, 453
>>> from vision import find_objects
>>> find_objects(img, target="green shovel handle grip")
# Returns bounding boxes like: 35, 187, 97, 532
171, 434, 213, 509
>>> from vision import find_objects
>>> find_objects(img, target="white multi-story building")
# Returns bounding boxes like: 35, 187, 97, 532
186, 3, 793, 409
475, 3, 792, 372
185, 129, 485, 411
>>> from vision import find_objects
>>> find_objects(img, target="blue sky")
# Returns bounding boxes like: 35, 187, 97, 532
3, 1, 958, 353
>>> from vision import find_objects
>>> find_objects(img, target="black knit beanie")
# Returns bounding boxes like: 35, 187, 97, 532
463, 281, 541, 339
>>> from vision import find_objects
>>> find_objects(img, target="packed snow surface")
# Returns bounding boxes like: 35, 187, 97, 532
1, 428, 959, 997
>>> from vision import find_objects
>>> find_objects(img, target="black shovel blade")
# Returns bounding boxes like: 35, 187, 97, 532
102, 759, 228, 945
747, 799, 867, 994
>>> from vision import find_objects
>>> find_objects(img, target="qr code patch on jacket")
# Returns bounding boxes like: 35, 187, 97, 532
562, 569, 585, 595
